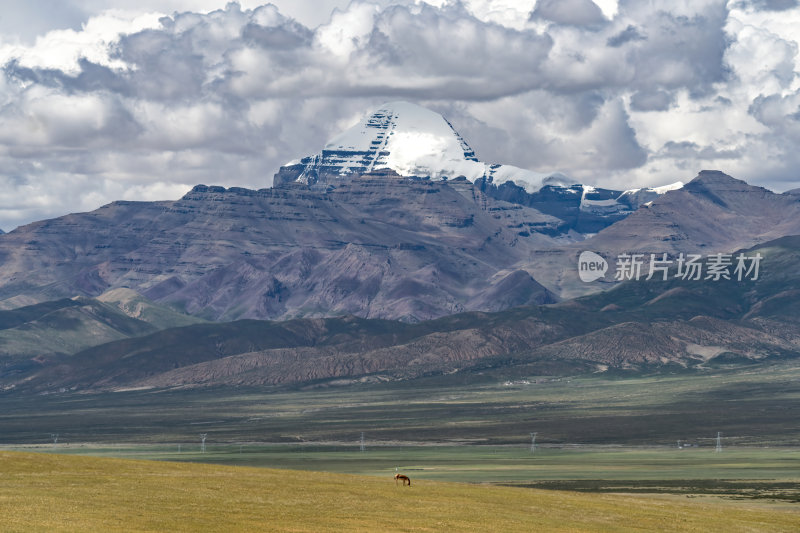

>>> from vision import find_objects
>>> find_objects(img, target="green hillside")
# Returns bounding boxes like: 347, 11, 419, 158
0, 291, 205, 366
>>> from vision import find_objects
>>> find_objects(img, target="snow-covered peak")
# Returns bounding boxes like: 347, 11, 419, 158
619, 181, 684, 196
275, 101, 549, 191
651, 181, 684, 194
326, 101, 468, 155
276, 101, 685, 200
325, 101, 494, 181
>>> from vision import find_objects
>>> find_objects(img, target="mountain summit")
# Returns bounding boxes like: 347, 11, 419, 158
273, 101, 547, 191
273, 101, 683, 233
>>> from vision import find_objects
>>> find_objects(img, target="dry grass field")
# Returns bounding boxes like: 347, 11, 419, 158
1, 451, 798, 532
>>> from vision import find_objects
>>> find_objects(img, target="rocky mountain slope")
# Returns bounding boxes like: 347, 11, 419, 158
12, 236, 800, 393
585, 171, 800, 254
1, 101, 799, 336
528, 170, 800, 299
1, 169, 798, 326
0, 173, 560, 322
476, 177, 684, 234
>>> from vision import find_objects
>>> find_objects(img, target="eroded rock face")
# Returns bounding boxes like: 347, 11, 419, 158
1, 169, 798, 321
0, 175, 560, 322
475, 179, 651, 234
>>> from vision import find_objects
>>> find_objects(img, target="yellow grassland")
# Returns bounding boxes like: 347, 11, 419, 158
0, 451, 797, 532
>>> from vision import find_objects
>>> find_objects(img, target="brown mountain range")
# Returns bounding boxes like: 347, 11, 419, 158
0, 172, 562, 322
10, 234, 799, 393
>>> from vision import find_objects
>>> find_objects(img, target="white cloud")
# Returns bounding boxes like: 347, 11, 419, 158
593, 0, 619, 19
315, 2, 380, 57
0, 0, 800, 231
0, 11, 163, 73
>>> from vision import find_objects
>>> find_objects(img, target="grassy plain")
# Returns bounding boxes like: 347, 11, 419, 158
16, 443, 799, 502
3, 362, 800, 505
2, 362, 799, 446
2, 364, 800, 530
1, 451, 798, 532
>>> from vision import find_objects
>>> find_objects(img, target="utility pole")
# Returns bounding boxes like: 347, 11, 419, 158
715, 432, 722, 453
360, 432, 366, 453
200, 433, 208, 453
530, 432, 537, 454
51, 433, 59, 450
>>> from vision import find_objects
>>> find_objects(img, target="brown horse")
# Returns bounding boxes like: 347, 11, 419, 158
394, 473, 411, 486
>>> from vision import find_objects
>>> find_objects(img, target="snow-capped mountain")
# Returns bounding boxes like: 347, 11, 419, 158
274, 101, 683, 234
274, 101, 549, 191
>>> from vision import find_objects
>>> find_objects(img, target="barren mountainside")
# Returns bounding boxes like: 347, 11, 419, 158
525, 171, 800, 299
1, 170, 799, 324
10, 236, 800, 393
0, 174, 561, 322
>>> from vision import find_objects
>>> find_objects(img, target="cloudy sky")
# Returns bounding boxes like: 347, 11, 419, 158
1, 0, 799, 231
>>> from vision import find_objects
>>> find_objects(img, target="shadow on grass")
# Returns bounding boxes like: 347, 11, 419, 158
504, 479, 800, 502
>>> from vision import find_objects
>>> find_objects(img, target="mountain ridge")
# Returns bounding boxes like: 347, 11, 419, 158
274, 101, 682, 236
11, 235, 800, 393
0, 175, 559, 322
524, 170, 800, 299
1, 170, 799, 321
